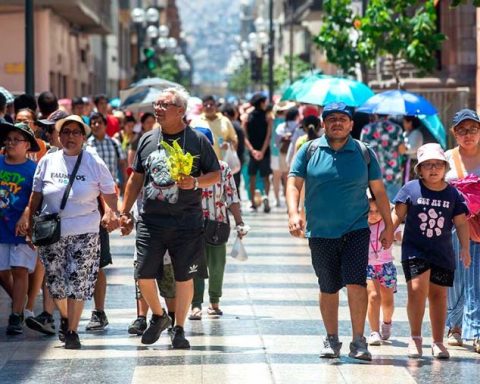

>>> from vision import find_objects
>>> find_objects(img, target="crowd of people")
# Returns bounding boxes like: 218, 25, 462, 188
0, 85, 479, 361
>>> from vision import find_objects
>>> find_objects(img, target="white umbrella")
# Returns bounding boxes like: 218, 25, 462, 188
120, 87, 164, 113
119, 77, 182, 110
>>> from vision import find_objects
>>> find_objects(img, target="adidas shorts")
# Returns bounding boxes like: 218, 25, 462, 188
135, 220, 205, 282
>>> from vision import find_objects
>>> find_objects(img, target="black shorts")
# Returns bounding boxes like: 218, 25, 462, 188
99, 225, 112, 269
248, 153, 272, 177
309, 228, 370, 294
402, 257, 454, 287
135, 220, 205, 281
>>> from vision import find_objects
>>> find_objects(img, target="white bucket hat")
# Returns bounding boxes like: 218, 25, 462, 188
414, 143, 448, 174
55, 115, 91, 136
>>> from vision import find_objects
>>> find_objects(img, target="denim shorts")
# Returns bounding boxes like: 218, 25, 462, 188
309, 228, 370, 294
367, 261, 397, 291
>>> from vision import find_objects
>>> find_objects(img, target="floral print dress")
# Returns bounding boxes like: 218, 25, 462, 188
202, 161, 239, 223
361, 119, 405, 188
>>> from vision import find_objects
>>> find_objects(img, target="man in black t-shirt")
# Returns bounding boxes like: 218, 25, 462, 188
120, 88, 220, 349
244, 94, 272, 212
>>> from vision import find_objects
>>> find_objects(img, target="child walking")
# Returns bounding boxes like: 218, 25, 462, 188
392, 143, 471, 359
367, 194, 402, 345
0, 122, 39, 335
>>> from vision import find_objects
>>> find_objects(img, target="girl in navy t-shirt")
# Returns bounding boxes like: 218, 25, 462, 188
392, 143, 470, 360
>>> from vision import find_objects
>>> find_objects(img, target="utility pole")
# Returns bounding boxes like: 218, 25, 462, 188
25, 0, 35, 96
288, 0, 294, 84
268, 0, 274, 103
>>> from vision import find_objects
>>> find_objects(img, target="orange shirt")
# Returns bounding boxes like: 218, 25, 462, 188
27, 138, 48, 163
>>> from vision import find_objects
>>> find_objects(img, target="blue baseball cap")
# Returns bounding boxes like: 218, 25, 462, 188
452, 108, 480, 128
321, 102, 353, 120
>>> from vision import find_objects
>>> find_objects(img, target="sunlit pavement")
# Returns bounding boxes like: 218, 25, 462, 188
1, 203, 479, 383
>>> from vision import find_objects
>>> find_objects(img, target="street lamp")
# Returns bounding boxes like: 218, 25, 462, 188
130, 4, 171, 80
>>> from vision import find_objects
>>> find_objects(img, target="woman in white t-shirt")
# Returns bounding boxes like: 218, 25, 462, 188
18, 115, 119, 350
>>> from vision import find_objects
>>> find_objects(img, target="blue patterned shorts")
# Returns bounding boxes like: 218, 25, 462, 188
367, 261, 397, 291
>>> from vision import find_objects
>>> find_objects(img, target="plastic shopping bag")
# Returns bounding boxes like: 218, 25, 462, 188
231, 236, 248, 261
223, 144, 241, 174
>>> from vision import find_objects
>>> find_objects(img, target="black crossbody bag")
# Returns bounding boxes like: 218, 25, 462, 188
203, 188, 231, 245
32, 151, 83, 246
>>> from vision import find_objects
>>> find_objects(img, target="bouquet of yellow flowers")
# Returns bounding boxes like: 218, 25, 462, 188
160, 139, 196, 181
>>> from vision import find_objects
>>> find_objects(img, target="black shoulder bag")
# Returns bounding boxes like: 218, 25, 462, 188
204, 188, 231, 246
32, 151, 83, 246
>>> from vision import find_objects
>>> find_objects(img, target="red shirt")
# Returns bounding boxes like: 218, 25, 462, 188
106, 114, 120, 137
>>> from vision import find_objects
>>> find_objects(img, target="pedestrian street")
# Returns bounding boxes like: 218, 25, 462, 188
1, 205, 480, 384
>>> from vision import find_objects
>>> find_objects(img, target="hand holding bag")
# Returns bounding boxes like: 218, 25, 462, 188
32, 151, 83, 246
231, 236, 248, 261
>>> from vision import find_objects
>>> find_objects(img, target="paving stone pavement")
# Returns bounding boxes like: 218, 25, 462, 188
1, 205, 479, 384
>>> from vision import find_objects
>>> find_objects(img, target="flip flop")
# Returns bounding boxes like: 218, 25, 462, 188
207, 307, 223, 317
188, 308, 202, 320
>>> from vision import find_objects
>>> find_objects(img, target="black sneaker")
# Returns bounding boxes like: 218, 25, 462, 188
64, 330, 81, 349
128, 316, 147, 336
141, 311, 171, 345
25, 311, 55, 335
59, 317, 68, 342
85, 310, 109, 331
171, 326, 190, 349
6, 313, 23, 335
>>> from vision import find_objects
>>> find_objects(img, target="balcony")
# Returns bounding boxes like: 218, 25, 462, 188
0, 0, 112, 34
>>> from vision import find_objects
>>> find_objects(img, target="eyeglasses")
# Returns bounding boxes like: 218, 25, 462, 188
60, 130, 83, 137
152, 102, 178, 110
203, 103, 216, 108
3, 138, 28, 145
455, 127, 480, 136
421, 161, 446, 170
90, 120, 105, 126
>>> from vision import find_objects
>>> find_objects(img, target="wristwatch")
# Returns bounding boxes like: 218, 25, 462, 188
193, 177, 199, 190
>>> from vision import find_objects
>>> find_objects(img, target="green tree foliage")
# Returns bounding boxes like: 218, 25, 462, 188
152, 53, 190, 87
270, 55, 312, 88
227, 64, 251, 95
315, 0, 445, 84
227, 55, 310, 95
314, 0, 360, 76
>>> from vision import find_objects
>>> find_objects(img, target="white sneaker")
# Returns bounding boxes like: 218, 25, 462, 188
368, 331, 382, 346
381, 322, 392, 340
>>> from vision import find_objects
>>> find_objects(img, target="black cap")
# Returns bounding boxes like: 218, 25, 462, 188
0, 121, 40, 152
37, 109, 70, 128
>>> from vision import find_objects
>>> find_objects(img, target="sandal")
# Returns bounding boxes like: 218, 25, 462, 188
188, 307, 202, 320
432, 342, 450, 359
207, 307, 223, 317
407, 336, 423, 358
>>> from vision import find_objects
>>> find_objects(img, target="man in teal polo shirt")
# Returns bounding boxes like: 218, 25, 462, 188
287, 102, 393, 361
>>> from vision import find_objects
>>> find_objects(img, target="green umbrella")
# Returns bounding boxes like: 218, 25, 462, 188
281, 74, 323, 102
281, 74, 374, 107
